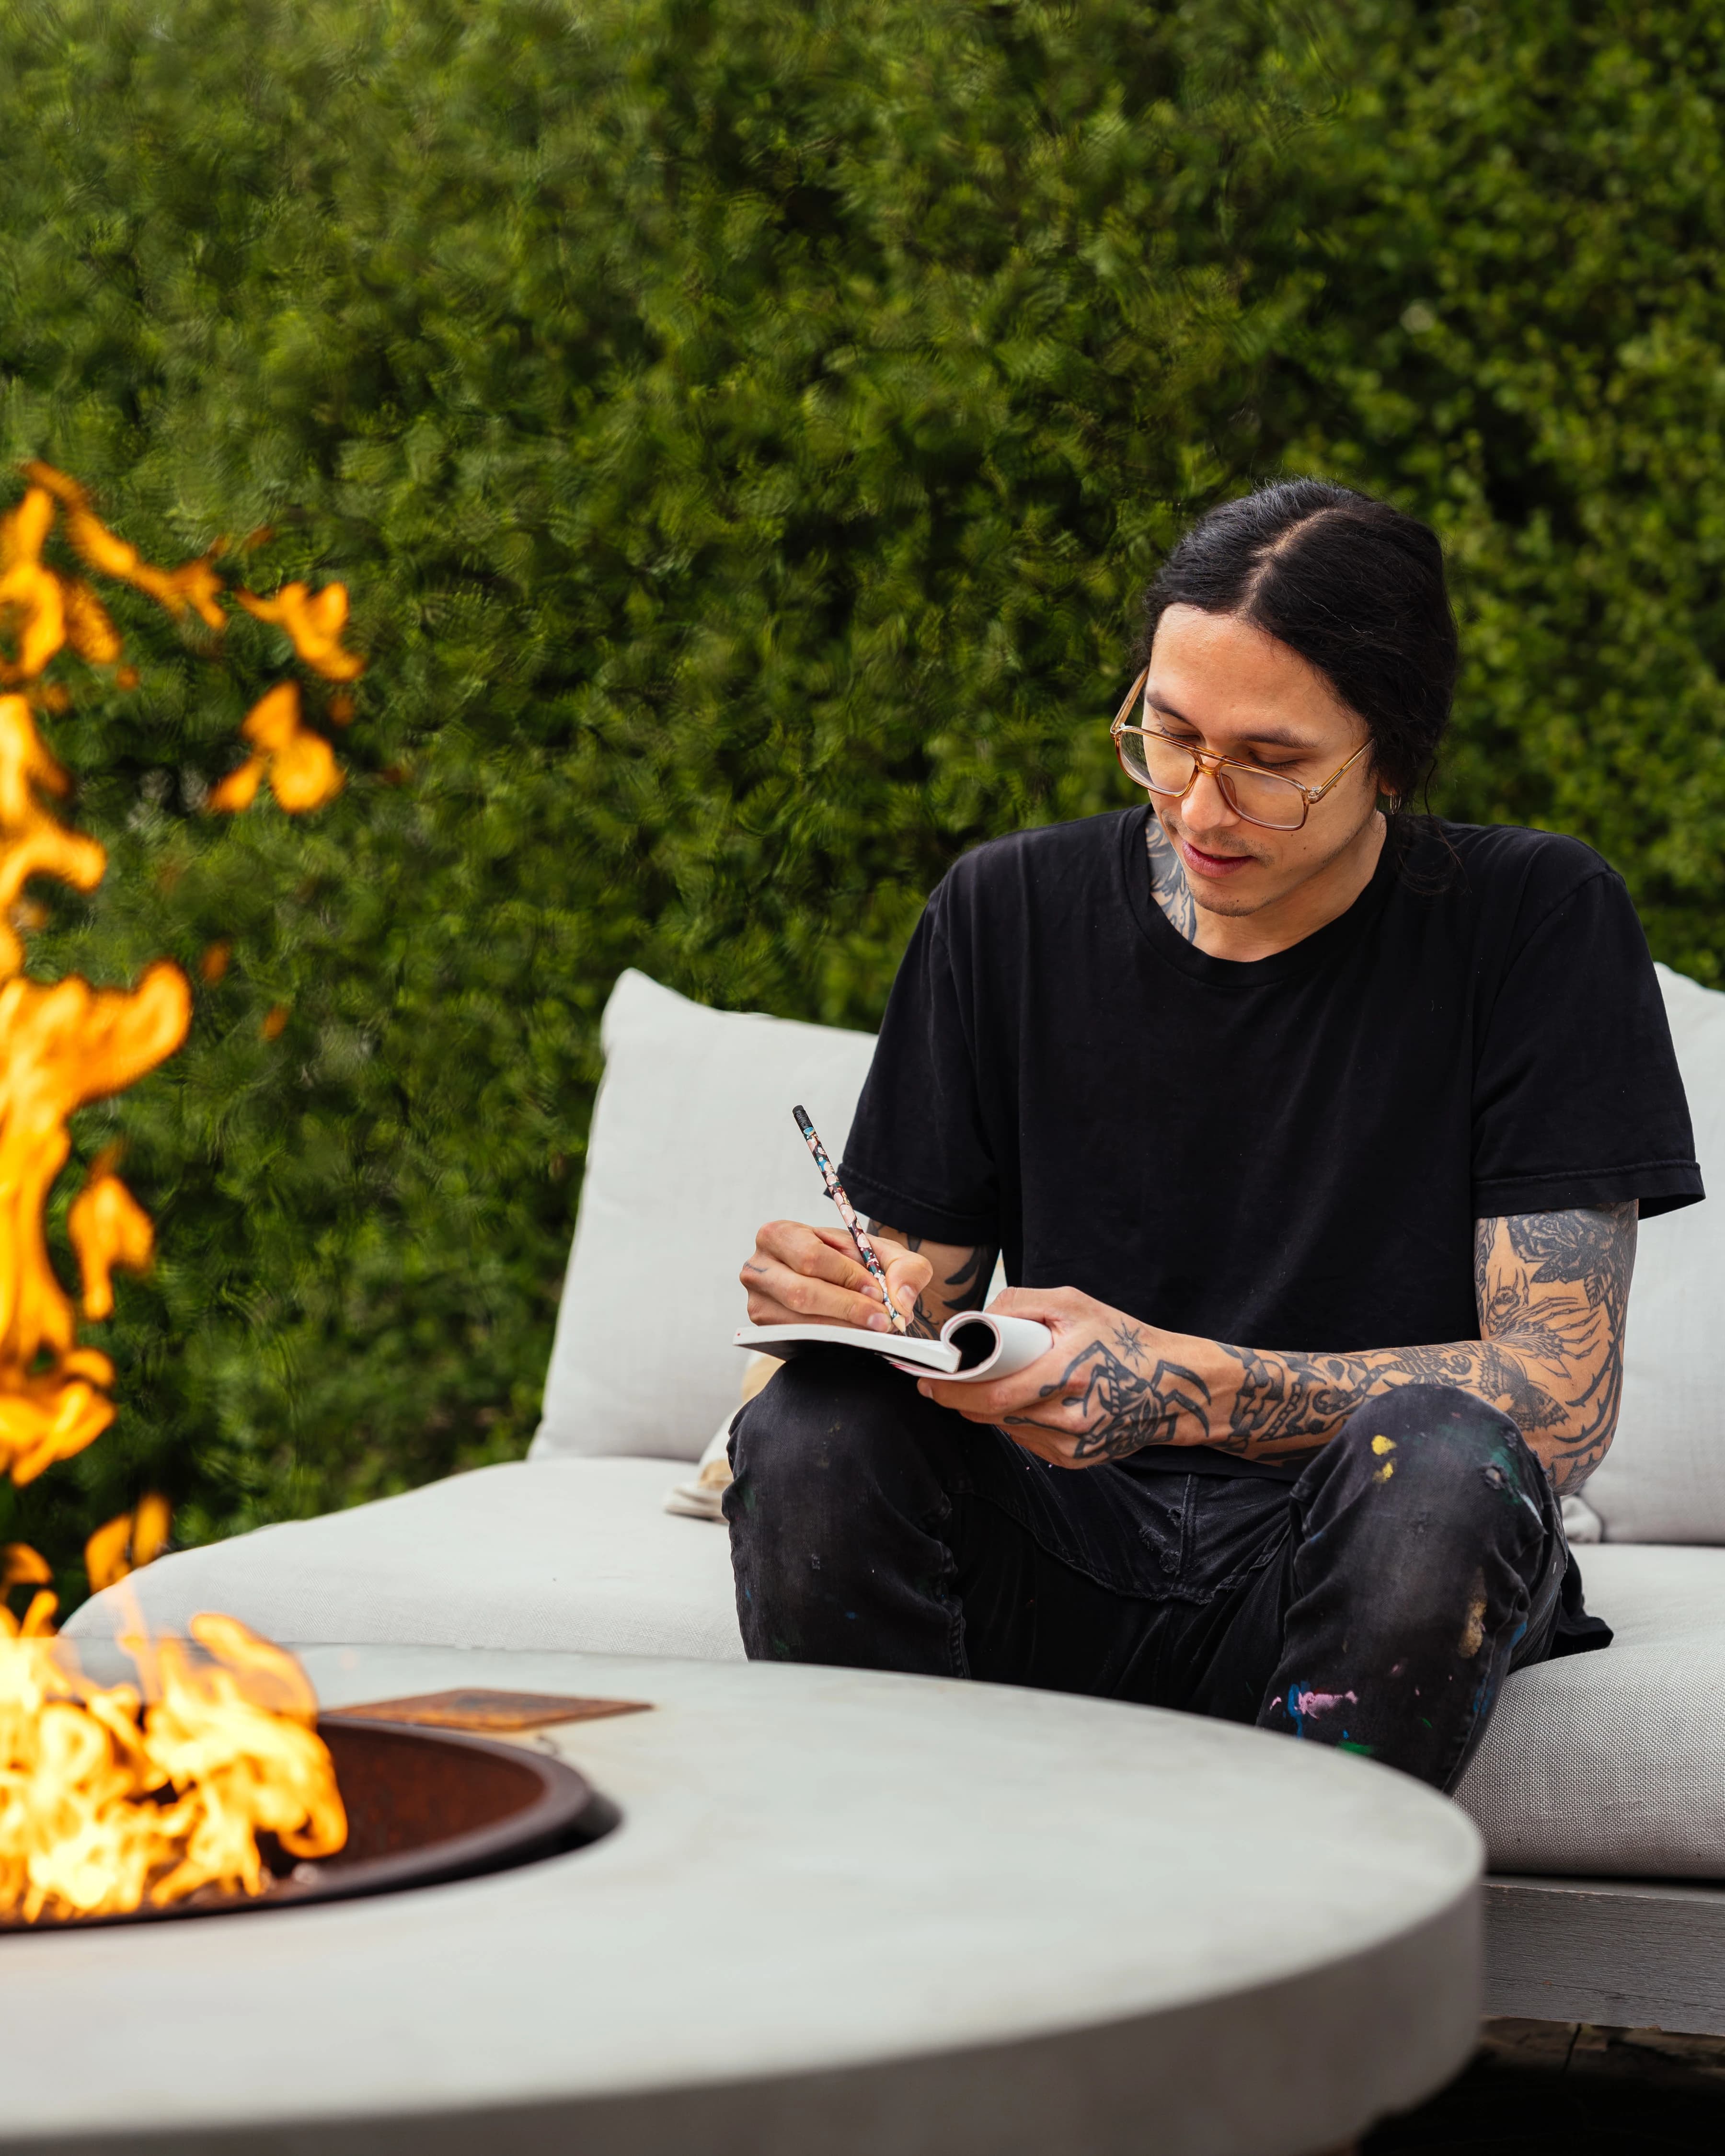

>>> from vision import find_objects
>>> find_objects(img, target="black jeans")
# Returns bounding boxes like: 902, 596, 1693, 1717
724, 1351, 1572, 1790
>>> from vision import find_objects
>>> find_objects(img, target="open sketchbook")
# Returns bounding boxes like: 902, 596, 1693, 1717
734, 1309, 1052, 1383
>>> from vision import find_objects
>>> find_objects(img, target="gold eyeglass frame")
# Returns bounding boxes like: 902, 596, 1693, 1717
1110, 666, 1371, 833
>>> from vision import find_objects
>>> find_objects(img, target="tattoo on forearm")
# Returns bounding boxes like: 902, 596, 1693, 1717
939, 1243, 991, 1305
1145, 816, 1196, 942
868, 1224, 997, 1340
1210, 1203, 1634, 1492
1216, 1339, 1567, 1457
1000, 1204, 1634, 1492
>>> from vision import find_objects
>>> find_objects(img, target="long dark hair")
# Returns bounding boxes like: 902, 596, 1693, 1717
1135, 478, 1457, 814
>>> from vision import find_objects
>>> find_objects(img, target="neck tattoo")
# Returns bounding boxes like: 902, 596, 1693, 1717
1146, 816, 1197, 942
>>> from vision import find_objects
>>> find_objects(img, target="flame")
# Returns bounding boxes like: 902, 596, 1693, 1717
134, 1494, 172, 1567
61, 583, 123, 668
24, 465, 226, 632
2, 1546, 51, 1591
0, 491, 67, 683
84, 1494, 171, 1594
80, 1517, 132, 1594
209, 682, 343, 814
68, 1151, 155, 1322
234, 582, 365, 682
0, 1606, 346, 1922
0, 697, 107, 977
0, 466, 360, 1920
0, 966, 190, 1483
0, 467, 350, 807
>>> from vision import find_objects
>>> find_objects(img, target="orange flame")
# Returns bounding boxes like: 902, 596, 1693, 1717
68, 1150, 155, 1322
1, 1545, 51, 1592
0, 697, 107, 977
209, 682, 344, 814
84, 1494, 171, 1593
24, 465, 226, 632
234, 581, 365, 682
61, 582, 123, 668
0, 965, 190, 1483
0, 467, 359, 1918
0, 1606, 346, 1921
0, 466, 351, 811
0, 491, 67, 684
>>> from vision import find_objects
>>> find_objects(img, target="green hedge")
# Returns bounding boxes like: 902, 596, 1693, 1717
1284, 0, 1725, 975
0, 0, 1719, 1602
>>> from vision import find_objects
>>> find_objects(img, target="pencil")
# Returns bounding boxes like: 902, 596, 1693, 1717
791, 1105, 910, 1335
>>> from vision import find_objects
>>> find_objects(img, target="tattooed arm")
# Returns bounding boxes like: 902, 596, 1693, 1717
921, 1204, 1636, 1495
865, 1224, 997, 1340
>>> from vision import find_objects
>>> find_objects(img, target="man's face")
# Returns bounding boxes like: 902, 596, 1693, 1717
1142, 605, 1382, 921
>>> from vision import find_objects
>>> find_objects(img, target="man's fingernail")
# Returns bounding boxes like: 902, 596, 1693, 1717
867, 1314, 891, 1332
917, 1381, 931, 1398
896, 1287, 916, 1313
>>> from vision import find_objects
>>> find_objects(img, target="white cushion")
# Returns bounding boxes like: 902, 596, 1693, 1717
1457, 1542, 1725, 1876
62, 1460, 745, 1663
531, 971, 877, 1462
1585, 964, 1725, 1542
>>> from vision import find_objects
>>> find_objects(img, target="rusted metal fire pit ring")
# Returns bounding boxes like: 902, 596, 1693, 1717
0, 1715, 618, 1934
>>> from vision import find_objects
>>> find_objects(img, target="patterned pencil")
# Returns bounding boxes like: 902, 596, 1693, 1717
791, 1104, 910, 1335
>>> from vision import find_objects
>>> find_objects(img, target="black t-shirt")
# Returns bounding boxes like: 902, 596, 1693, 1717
840, 808, 1702, 1486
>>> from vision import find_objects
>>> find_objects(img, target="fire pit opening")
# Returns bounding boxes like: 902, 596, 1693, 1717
4, 1716, 618, 1934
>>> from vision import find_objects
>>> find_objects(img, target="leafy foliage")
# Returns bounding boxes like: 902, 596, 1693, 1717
1280, 0, 1725, 980
0, 0, 1716, 1601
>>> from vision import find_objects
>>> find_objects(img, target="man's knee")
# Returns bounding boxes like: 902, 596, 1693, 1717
1300, 1385, 1557, 1636
1325, 1384, 1548, 1525
724, 1349, 959, 1585
723, 1350, 967, 1668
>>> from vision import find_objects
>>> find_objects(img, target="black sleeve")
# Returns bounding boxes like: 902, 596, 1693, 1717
838, 886, 1001, 1246
1472, 869, 1702, 1221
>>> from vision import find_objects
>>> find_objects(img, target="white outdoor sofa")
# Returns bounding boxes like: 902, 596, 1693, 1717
70, 963, 1725, 2037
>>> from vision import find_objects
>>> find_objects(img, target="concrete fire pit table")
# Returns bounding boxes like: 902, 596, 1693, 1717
0, 1648, 1481, 2155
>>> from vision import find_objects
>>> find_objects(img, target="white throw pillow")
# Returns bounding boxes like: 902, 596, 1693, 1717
531, 971, 878, 1462
1585, 963, 1725, 1542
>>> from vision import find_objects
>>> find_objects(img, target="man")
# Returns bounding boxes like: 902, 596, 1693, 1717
728, 479, 1700, 1788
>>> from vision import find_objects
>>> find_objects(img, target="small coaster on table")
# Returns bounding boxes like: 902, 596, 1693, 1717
333, 1688, 653, 1732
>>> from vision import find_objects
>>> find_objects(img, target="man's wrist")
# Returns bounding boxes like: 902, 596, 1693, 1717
1177, 1332, 1241, 1449
1101, 1315, 1229, 1454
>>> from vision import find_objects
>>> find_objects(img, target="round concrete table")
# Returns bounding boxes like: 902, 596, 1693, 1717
0, 1648, 1481, 2155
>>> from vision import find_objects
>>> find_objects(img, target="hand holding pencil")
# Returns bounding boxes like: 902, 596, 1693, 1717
738, 1116, 931, 1338
790, 1106, 910, 1336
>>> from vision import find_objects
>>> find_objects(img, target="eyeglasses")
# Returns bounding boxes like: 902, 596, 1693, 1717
1110, 667, 1371, 833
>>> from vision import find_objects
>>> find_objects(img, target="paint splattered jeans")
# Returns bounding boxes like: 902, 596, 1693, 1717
725, 1353, 1596, 1790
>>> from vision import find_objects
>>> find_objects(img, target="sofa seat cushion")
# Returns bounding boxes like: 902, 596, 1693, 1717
63, 1460, 746, 1664
1456, 1542, 1725, 1877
